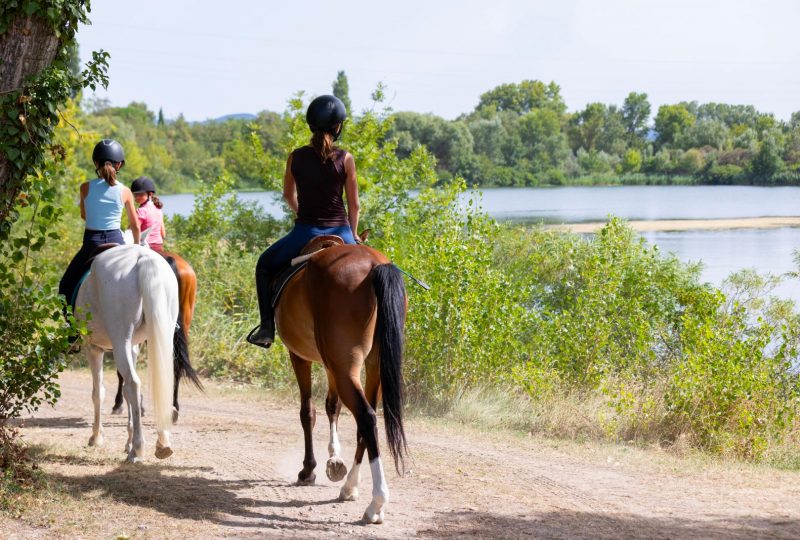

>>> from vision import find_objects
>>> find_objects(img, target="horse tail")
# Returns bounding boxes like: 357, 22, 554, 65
371, 263, 408, 474
138, 252, 176, 433
165, 256, 202, 391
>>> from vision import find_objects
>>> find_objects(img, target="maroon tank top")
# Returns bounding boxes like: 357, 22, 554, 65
291, 146, 349, 227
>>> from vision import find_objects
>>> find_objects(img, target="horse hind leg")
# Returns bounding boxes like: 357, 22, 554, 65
290, 352, 317, 485
324, 370, 347, 482
115, 340, 145, 462
334, 349, 388, 525
87, 345, 106, 447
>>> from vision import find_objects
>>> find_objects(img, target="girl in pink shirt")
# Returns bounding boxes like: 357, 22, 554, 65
130, 176, 166, 253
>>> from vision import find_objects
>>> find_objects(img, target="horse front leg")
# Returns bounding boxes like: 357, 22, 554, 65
87, 345, 106, 447
290, 352, 317, 485
111, 368, 125, 415
324, 370, 347, 482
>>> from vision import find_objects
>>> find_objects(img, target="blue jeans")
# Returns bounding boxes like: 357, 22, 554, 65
255, 223, 356, 323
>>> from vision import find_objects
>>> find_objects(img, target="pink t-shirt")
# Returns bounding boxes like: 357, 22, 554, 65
136, 199, 164, 248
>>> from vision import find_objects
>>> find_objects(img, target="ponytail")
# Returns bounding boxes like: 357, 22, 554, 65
150, 194, 163, 209
98, 161, 117, 186
311, 130, 336, 163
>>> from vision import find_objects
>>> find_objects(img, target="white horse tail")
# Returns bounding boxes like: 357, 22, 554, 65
138, 252, 176, 434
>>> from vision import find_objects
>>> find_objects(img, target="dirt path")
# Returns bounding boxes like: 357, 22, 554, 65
7, 370, 800, 539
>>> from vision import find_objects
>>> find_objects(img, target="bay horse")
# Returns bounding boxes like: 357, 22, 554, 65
75, 244, 182, 462
110, 250, 201, 421
275, 239, 408, 524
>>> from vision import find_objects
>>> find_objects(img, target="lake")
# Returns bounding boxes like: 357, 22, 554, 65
160, 186, 800, 302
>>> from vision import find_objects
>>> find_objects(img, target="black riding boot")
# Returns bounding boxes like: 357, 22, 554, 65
248, 257, 275, 348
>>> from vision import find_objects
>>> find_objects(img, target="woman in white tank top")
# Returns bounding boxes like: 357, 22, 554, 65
58, 139, 141, 319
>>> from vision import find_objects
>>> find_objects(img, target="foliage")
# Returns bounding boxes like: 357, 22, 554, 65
496, 220, 800, 459
0, 0, 106, 475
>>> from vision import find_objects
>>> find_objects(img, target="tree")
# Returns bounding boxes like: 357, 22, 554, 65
0, 2, 108, 474
332, 70, 352, 114
622, 92, 651, 145
158, 107, 165, 126
568, 103, 608, 152
654, 104, 695, 147
476, 80, 566, 116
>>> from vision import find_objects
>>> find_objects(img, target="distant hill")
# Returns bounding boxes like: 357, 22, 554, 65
207, 113, 257, 123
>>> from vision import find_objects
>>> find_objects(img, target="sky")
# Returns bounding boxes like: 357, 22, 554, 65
77, 0, 800, 122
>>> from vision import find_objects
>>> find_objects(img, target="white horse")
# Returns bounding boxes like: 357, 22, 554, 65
74, 243, 178, 462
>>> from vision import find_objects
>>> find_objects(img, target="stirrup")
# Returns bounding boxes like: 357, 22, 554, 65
246, 325, 273, 349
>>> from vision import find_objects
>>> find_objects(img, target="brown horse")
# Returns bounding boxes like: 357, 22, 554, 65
111, 251, 201, 420
276, 241, 408, 525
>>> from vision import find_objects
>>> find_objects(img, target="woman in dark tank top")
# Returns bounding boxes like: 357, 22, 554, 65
247, 95, 360, 349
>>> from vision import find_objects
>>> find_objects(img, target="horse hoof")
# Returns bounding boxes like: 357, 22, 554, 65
296, 472, 316, 486
126, 454, 143, 464
88, 434, 104, 447
339, 486, 358, 501
326, 458, 348, 482
361, 508, 384, 525
172, 407, 179, 424
155, 443, 173, 460
110, 405, 124, 415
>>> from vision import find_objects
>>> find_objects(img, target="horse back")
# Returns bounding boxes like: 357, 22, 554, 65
276, 244, 389, 364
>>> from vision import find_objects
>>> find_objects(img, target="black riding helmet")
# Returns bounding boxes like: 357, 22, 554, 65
306, 95, 347, 140
92, 139, 125, 167
130, 176, 156, 194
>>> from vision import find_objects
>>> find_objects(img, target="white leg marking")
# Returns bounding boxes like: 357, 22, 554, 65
363, 457, 389, 524
328, 422, 341, 458
339, 457, 361, 501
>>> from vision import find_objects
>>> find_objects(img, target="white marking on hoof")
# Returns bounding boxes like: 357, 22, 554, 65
172, 407, 179, 424
339, 485, 359, 501
362, 506, 384, 525
326, 457, 348, 482
155, 442, 173, 460
126, 453, 143, 464
88, 434, 104, 447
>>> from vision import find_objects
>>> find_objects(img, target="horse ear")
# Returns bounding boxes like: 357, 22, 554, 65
359, 229, 370, 242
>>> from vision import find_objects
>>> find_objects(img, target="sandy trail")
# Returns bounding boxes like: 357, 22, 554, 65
7, 369, 800, 539
549, 216, 800, 233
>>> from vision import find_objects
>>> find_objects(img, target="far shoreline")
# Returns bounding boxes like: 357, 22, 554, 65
549, 216, 800, 233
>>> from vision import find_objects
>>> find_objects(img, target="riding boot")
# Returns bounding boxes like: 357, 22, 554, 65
247, 303, 275, 348
248, 260, 276, 349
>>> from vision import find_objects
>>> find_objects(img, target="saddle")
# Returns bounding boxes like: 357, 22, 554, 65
270, 235, 345, 308
70, 243, 121, 309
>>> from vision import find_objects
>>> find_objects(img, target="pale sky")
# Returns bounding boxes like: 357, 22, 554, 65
77, 0, 800, 122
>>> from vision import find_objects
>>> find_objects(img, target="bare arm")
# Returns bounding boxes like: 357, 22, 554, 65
79, 182, 88, 221
283, 154, 298, 214
344, 153, 360, 242
122, 187, 141, 244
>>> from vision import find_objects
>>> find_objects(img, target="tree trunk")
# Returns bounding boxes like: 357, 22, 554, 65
0, 13, 61, 224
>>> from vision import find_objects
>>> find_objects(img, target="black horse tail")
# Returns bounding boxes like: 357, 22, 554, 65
371, 263, 408, 474
173, 316, 202, 390
165, 255, 202, 391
